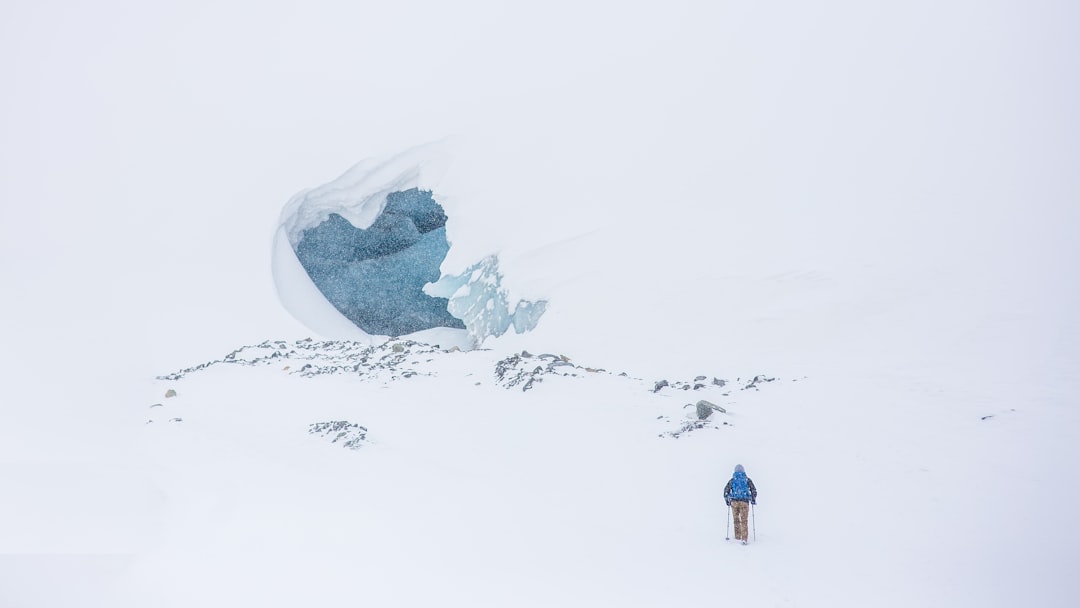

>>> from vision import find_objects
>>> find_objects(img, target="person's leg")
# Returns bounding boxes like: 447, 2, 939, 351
733, 501, 749, 541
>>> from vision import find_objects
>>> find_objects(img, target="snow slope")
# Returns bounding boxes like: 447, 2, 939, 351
2, 1, 1079, 606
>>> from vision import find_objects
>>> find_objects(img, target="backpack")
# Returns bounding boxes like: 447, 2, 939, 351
730, 471, 751, 500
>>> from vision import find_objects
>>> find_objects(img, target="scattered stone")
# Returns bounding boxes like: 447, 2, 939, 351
654, 375, 736, 393
169, 417, 183, 423
494, 353, 601, 392
155, 340, 780, 440
165, 389, 177, 398
309, 421, 368, 450
743, 375, 776, 390
981, 415, 994, 421
660, 419, 722, 439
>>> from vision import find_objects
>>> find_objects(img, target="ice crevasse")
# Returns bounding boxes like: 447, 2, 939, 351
271, 144, 546, 348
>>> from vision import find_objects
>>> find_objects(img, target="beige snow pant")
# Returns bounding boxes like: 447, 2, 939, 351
731, 501, 750, 541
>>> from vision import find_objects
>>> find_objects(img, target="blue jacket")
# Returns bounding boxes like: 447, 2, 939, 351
724, 471, 758, 505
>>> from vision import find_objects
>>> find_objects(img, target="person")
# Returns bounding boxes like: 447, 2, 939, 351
724, 464, 758, 544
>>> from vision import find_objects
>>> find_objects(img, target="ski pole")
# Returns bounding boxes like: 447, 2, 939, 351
751, 503, 756, 542
725, 505, 731, 541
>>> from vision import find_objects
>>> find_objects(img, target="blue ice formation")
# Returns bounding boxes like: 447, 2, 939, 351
426, 255, 548, 346
294, 188, 465, 337
277, 145, 549, 345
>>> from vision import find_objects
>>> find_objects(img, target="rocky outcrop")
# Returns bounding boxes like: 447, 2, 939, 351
156, 339, 782, 442
494, 352, 586, 392
309, 421, 368, 450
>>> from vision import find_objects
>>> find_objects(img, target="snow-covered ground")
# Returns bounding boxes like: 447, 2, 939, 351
2, 1, 1079, 606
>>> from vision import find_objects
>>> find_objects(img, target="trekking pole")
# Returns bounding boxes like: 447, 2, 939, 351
751, 503, 757, 542
725, 505, 731, 541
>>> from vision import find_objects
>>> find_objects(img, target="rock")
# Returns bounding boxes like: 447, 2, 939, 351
653, 380, 669, 393
686, 399, 725, 420
165, 389, 177, 398
392, 343, 405, 353
743, 374, 776, 390
712, 377, 726, 387
696, 399, 725, 418
309, 421, 368, 450
521, 350, 533, 358
149, 403, 163, 408
493, 353, 588, 392
661, 418, 720, 439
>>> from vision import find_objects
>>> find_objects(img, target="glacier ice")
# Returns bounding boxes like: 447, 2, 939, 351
272, 145, 546, 346
294, 188, 464, 337
426, 256, 548, 346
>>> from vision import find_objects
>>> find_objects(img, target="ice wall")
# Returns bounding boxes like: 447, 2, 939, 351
272, 145, 546, 345
427, 256, 547, 346
294, 189, 464, 337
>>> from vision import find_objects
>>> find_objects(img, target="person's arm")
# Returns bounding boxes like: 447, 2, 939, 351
748, 478, 758, 504
724, 479, 732, 505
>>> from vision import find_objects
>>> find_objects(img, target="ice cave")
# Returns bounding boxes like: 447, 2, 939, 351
271, 147, 546, 346
294, 188, 464, 337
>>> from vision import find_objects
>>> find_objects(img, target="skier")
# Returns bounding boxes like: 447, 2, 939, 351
724, 464, 757, 544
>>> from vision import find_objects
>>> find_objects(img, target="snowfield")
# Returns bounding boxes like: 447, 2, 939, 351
113, 334, 1079, 607
2, 1, 1078, 607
